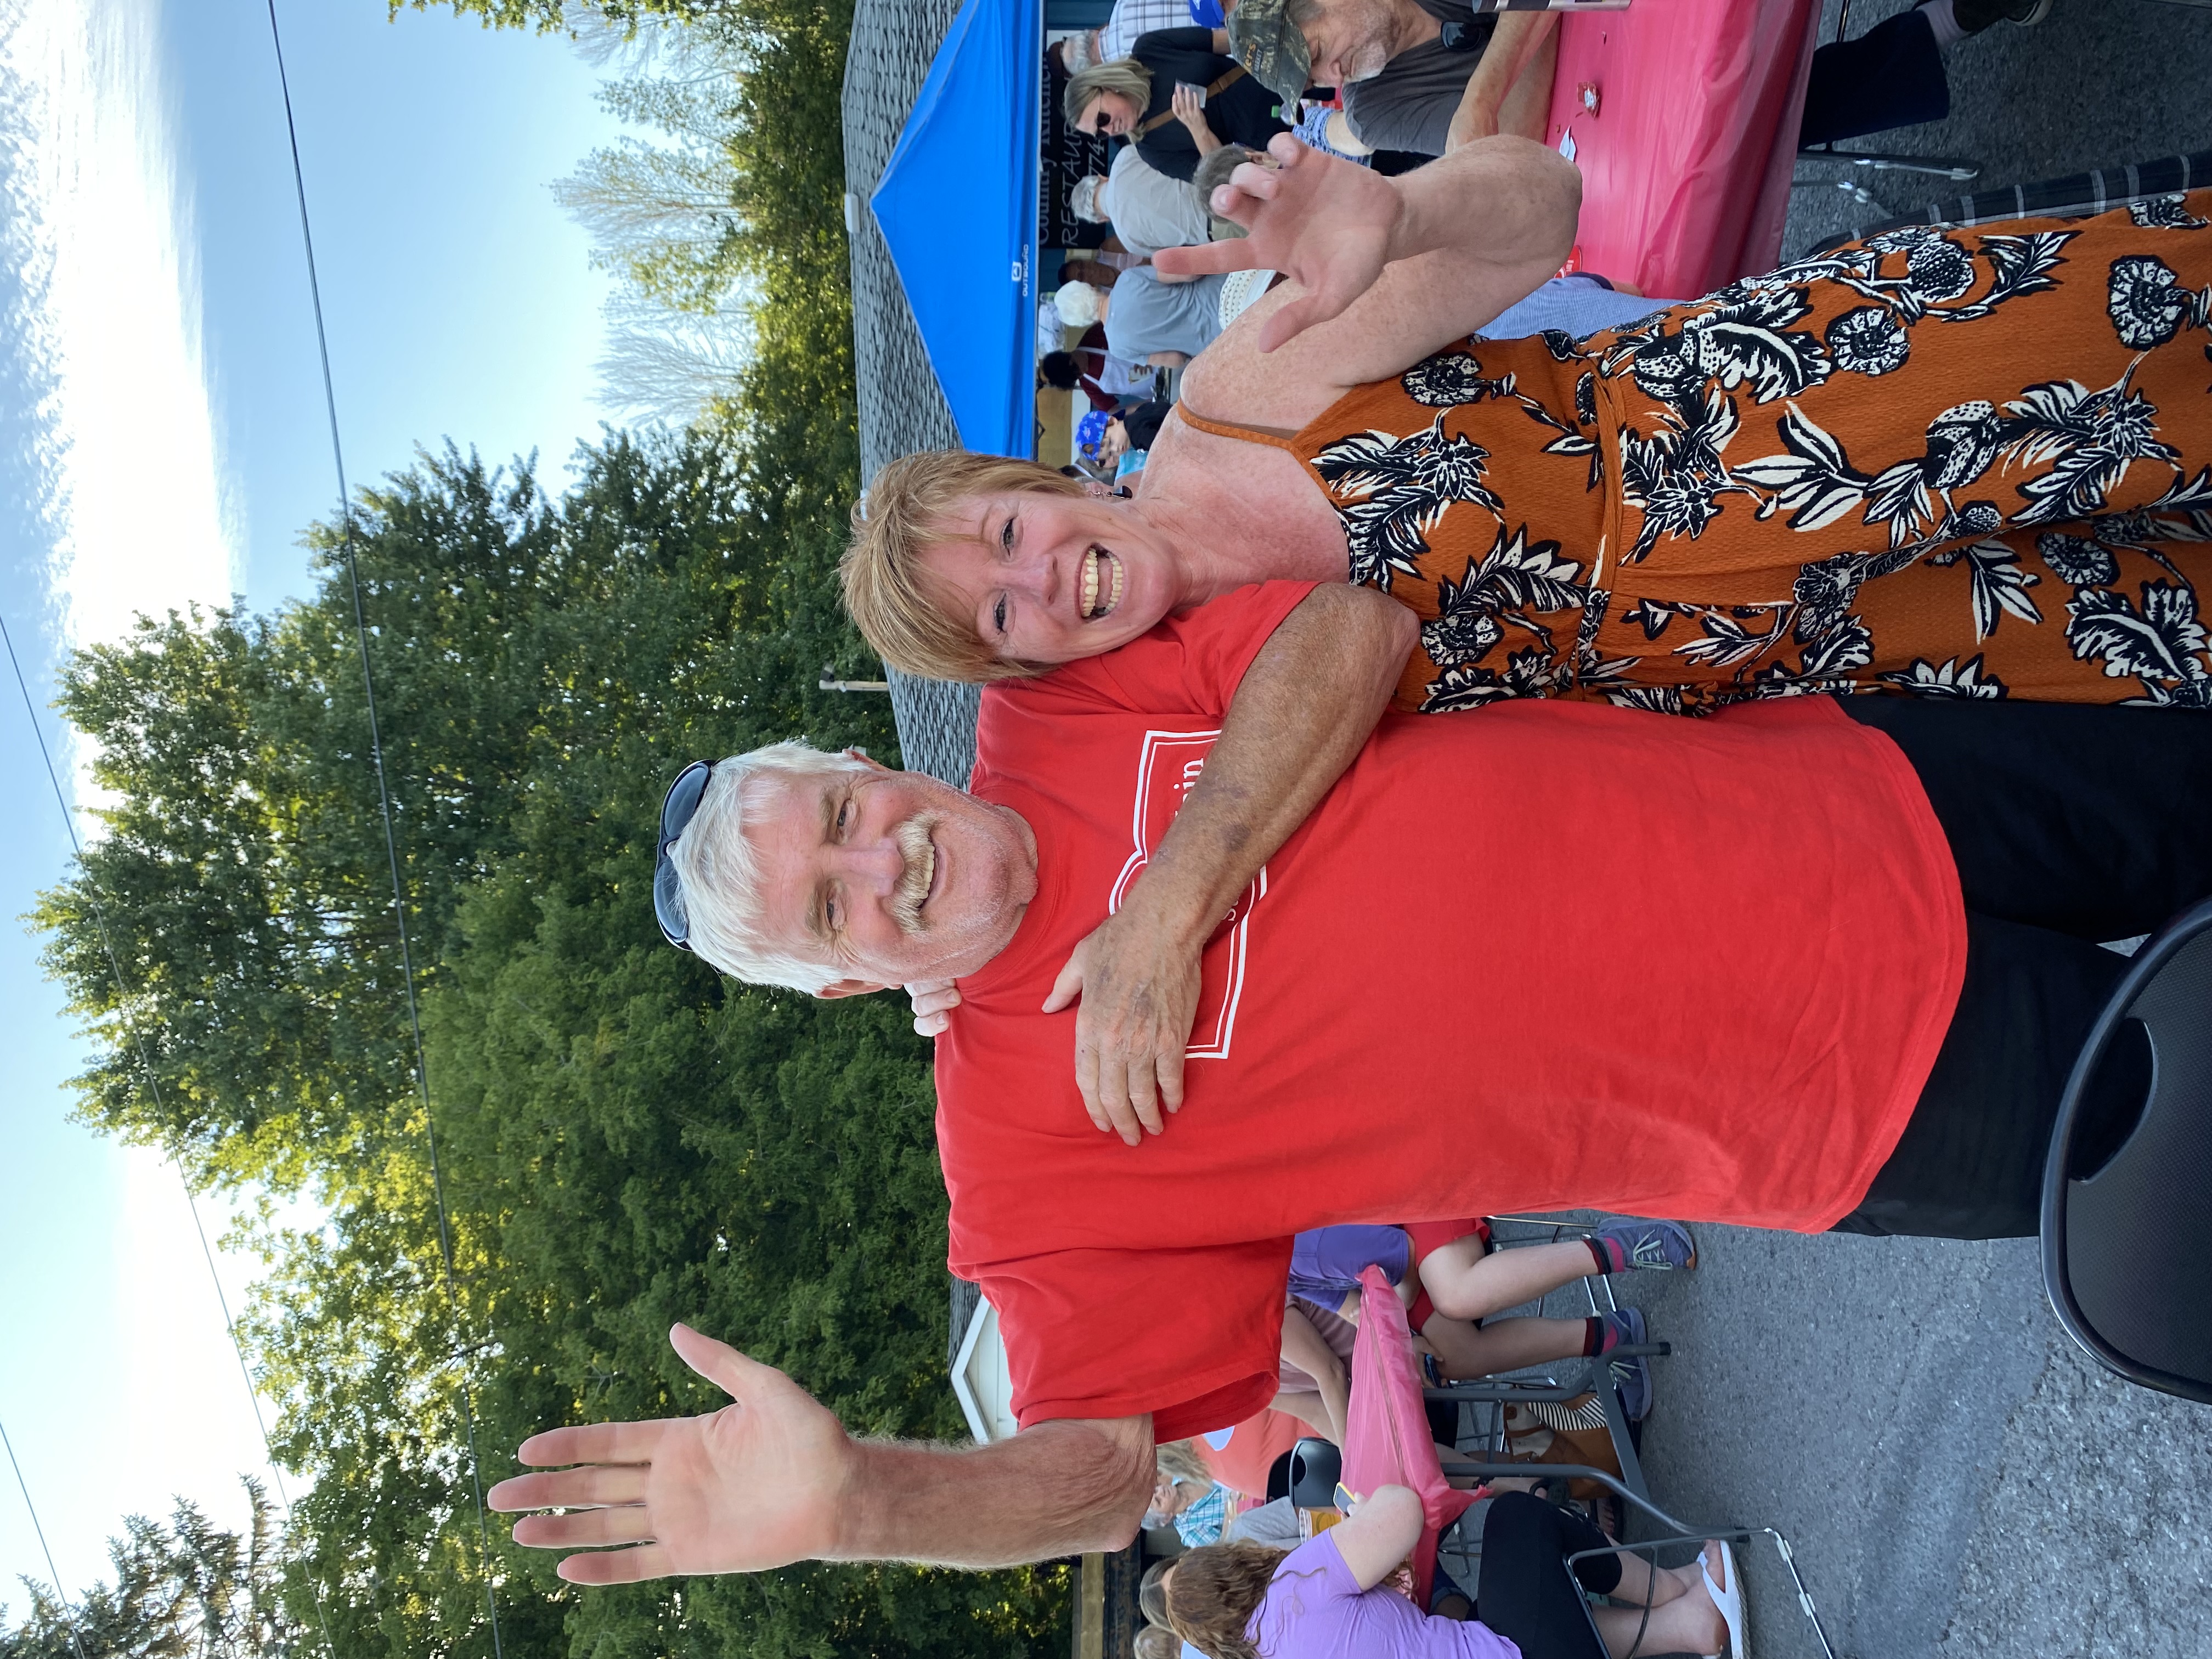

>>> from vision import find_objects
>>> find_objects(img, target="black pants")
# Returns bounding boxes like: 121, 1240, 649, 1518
1801, 7, 1951, 149
1475, 1492, 1620, 1659
1830, 699, 2212, 1239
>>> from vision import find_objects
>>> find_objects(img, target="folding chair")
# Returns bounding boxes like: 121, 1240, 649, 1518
2042, 898, 2212, 1406
1405, 1224, 1839, 1656
1794, 0, 1980, 210
1420, 1215, 1659, 1509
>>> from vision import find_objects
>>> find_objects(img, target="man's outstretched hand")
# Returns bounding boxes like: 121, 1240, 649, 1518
1044, 898, 1204, 1147
488, 1324, 854, 1582
1153, 134, 1403, 354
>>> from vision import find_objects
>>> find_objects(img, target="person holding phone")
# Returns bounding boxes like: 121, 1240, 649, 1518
1065, 27, 1292, 182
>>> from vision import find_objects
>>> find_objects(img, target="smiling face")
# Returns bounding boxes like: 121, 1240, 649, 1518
1079, 92, 1142, 138
741, 758, 1037, 994
1300, 0, 1401, 86
920, 490, 1184, 665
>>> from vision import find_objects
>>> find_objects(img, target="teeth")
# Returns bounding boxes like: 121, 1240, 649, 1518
1080, 548, 1120, 620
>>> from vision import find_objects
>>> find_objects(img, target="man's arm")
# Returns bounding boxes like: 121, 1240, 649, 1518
489, 1325, 1155, 1579
1045, 584, 1417, 1142
1445, 12, 1559, 151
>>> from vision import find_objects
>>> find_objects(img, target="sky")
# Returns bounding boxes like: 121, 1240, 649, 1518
0, 0, 629, 1609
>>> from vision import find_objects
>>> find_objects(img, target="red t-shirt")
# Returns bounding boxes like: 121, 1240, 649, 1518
936, 581, 1965, 1438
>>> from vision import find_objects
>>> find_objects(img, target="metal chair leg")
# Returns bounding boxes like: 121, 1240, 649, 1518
1564, 1532, 1840, 1659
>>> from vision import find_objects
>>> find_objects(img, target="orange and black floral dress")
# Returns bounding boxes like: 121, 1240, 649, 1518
1178, 191, 2212, 713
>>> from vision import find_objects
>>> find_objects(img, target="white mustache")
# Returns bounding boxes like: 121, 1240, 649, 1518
889, 813, 939, 935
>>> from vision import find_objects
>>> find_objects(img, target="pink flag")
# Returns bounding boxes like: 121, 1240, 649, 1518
1342, 1265, 1480, 1606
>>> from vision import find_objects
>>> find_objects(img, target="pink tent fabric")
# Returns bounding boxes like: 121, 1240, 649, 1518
1343, 1266, 1479, 1606
1543, 0, 1821, 299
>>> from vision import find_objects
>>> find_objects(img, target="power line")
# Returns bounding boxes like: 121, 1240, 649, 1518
259, 4, 506, 1655
0, 609, 338, 1659
1, 1410, 92, 1659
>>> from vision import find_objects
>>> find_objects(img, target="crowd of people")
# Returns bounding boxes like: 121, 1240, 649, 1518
479, 1, 2212, 1656
1041, 0, 2064, 490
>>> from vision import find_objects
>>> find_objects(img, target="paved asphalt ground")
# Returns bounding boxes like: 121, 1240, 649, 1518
1515, 17, 2212, 1654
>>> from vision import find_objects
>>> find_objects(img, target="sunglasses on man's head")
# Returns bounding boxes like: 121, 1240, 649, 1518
653, 759, 714, 951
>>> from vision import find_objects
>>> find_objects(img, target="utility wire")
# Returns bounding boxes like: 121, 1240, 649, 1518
1, 1410, 92, 1659
1, 610, 338, 1659
260, 3, 505, 1654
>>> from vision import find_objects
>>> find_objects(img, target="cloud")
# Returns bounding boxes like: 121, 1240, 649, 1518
0, 0, 236, 663
0, 0, 274, 1604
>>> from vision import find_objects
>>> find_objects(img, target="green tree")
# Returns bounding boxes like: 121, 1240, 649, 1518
1, 1480, 298, 1659
39, 435, 1064, 1657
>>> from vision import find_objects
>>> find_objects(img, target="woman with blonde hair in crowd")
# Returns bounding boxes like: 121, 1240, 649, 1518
1065, 29, 1290, 181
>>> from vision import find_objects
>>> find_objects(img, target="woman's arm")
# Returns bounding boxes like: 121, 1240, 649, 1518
1160, 134, 1578, 400
1278, 1304, 1350, 1446
1331, 1485, 1425, 1591
1044, 583, 1416, 1141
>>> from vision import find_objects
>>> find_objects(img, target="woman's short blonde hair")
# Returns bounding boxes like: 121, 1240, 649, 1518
1064, 58, 1153, 130
841, 449, 1085, 683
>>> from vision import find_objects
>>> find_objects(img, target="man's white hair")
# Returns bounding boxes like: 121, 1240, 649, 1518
1054, 280, 1104, 328
667, 741, 873, 992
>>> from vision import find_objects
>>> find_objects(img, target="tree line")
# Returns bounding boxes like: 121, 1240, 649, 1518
14, 2, 1068, 1654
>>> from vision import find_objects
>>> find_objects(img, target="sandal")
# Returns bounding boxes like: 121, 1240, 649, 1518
1700, 1540, 1749, 1659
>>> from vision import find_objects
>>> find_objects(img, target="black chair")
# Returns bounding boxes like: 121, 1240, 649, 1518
1793, 0, 1981, 210
1286, 1436, 1342, 1509
2042, 898, 2212, 1406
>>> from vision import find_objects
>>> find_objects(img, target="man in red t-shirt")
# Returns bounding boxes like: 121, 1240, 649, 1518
493, 580, 2212, 1583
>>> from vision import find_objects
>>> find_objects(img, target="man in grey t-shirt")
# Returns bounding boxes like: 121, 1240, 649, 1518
1076, 146, 1212, 260
1102, 265, 1229, 365
1227, 0, 1556, 159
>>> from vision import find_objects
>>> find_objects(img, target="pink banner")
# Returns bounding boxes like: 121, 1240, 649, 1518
1544, 0, 1820, 299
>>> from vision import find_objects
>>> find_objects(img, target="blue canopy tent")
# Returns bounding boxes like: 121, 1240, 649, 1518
870, 0, 1042, 458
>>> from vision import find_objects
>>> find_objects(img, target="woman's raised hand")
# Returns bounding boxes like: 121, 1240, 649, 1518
1171, 81, 1211, 138
1154, 134, 1403, 354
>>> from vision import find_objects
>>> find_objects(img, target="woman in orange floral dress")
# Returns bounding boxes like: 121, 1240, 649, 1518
844, 137, 2212, 715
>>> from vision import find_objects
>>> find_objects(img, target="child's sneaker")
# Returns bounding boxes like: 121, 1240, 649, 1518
1588, 1218, 1697, 1274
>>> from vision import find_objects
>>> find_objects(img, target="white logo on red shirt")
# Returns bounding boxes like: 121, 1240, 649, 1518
1108, 730, 1267, 1059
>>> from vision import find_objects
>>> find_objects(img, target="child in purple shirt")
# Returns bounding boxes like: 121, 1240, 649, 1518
1163, 1485, 1735, 1659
